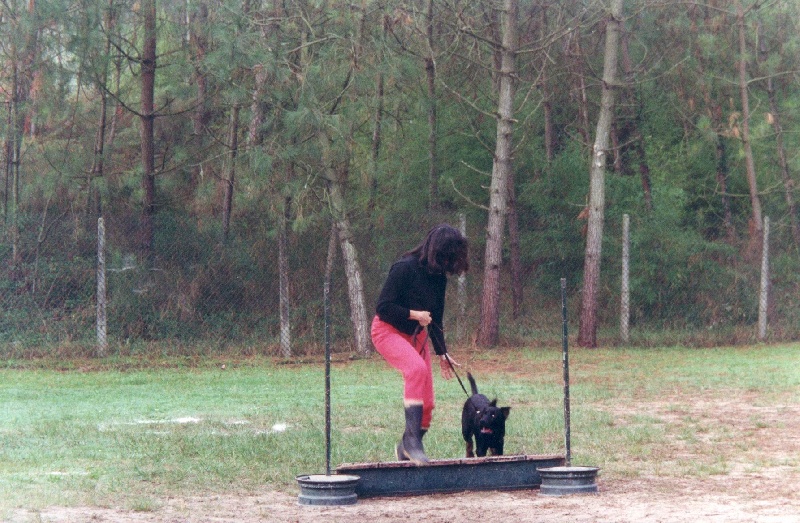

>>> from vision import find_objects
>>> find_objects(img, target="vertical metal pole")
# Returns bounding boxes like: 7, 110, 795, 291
561, 278, 571, 467
758, 216, 770, 341
324, 270, 332, 476
620, 214, 630, 343
97, 217, 107, 357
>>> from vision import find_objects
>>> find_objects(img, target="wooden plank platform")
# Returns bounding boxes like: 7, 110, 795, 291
336, 454, 565, 498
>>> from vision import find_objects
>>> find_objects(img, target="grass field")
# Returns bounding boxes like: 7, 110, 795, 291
1, 343, 798, 517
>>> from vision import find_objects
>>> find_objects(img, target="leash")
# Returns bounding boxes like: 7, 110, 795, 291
444, 353, 470, 397
418, 323, 470, 398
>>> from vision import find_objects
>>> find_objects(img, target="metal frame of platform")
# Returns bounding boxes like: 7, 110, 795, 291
335, 454, 565, 498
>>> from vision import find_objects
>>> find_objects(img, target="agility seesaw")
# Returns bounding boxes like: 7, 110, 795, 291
297, 277, 601, 504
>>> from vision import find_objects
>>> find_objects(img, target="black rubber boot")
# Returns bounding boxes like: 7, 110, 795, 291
396, 429, 427, 461
396, 405, 429, 465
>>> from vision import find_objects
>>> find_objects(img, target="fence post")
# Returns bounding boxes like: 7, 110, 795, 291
97, 217, 107, 356
457, 213, 467, 340
620, 214, 630, 343
758, 216, 770, 341
279, 201, 292, 358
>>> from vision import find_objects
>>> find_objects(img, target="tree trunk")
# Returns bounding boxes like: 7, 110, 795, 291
736, 0, 762, 255
140, 0, 157, 264
324, 222, 338, 354
9, 62, 21, 264
477, 0, 517, 347
107, 44, 123, 150
3, 100, 10, 225
221, 105, 240, 244
88, 0, 115, 218
328, 179, 371, 356
88, 83, 107, 217
20, 0, 38, 141
319, 122, 371, 356
337, 218, 371, 356
189, 0, 210, 194
247, 0, 279, 148
369, 69, 384, 213
611, 120, 622, 174
247, 65, 268, 147
542, 89, 554, 162
368, 13, 387, 220
426, 0, 439, 212
6, 0, 38, 264
578, 0, 623, 349
7, 50, 21, 264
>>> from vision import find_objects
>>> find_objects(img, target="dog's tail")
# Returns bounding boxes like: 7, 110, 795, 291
466, 372, 479, 395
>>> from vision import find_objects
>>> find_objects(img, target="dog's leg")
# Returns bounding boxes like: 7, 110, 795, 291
462, 408, 473, 458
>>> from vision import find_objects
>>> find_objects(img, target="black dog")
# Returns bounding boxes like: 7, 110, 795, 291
461, 372, 511, 458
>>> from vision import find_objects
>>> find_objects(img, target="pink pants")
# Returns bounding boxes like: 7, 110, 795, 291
371, 316, 435, 429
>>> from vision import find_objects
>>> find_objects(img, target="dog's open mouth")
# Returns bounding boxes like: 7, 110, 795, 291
480, 427, 493, 434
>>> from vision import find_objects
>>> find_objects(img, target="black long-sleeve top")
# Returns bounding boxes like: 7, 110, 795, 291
375, 255, 448, 356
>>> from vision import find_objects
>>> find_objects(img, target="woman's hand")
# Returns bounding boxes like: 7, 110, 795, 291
439, 353, 459, 380
409, 310, 432, 327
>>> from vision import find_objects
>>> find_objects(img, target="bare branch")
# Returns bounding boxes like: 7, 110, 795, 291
450, 176, 489, 211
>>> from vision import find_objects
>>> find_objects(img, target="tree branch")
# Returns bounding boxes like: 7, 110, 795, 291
450, 176, 490, 211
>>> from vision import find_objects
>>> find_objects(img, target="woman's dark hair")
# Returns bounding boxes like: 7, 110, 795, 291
406, 223, 469, 275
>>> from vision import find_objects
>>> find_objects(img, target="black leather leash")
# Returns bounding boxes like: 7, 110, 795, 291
443, 352, 470, 397
419, 323, 470, 397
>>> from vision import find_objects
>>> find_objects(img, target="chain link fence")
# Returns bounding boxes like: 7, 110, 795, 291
1, 205, 797, 357
0, 207, 463, 357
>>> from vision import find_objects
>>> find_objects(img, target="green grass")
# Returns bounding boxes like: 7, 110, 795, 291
1, 344, 798, 515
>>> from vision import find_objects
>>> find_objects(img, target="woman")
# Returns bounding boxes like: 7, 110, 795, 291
371, 223, 469, 464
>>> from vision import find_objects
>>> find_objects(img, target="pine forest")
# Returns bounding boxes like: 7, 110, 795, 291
2, 0, 799, 356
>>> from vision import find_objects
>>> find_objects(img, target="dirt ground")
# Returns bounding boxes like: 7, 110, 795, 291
12, 472, 800, 523
11, 398, 800, 523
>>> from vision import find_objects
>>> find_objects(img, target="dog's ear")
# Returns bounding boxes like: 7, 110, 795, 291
500, 406, 510, 419
490, 399, 497, 406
